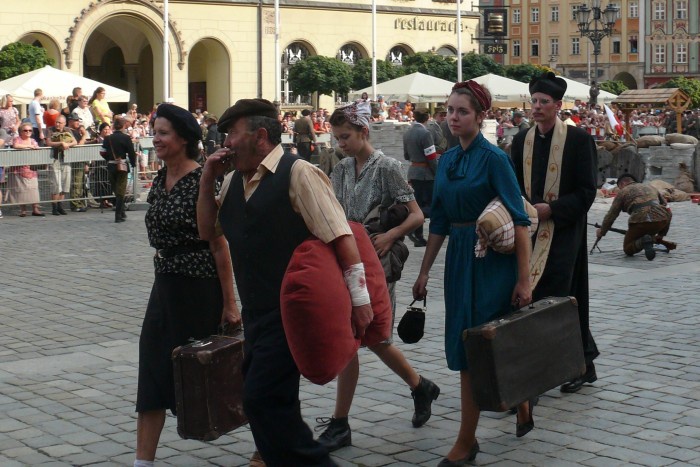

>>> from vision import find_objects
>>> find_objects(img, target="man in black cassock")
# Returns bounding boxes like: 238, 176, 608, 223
511, 72, 599, 393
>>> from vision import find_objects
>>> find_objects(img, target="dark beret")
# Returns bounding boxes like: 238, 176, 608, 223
219, 99, 278, 132
529, 71, 567, 101
154, 103, 202, 143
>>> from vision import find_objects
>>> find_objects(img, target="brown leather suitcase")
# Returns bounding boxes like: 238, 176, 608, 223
172, 331, 247, 440
462, 296, 586, 412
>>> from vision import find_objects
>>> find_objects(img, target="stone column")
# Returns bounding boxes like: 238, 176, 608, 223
123, 64, 140, 106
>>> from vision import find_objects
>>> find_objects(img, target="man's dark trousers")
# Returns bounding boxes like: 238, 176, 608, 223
242, 310, 334, 466
297, 142, 312, 162
411, 179, 433, 239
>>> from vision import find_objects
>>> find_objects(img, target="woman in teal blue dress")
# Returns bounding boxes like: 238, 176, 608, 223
413, 81, 533, 466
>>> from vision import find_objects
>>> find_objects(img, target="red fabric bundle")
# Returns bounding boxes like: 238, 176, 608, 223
280, 221, 392, 385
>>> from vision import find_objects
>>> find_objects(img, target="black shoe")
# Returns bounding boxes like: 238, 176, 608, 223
407, 232, 419, 244
57, 204, 67, 215
642, 234, 655, 261
115, 218, 126, 223
32, 211, 45, 217
411, 376, 440, 427
413, 237, 428, 247
516, 399, 535, 438
560, 364, 597, 393
77, 207, 88, 213
437, 441, 479, 466
315, 417, 351, 452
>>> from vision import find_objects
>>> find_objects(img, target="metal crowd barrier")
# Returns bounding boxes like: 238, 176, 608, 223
0, 145, 149, 211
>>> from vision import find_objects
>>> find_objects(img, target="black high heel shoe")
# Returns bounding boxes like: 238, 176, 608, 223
516, 399, 535, 438
437, 441, 480, 466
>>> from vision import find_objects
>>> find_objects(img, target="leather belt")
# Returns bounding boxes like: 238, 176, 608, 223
451, 221, 476, 228
156, 241, 210, 259
411, 162, 430, 167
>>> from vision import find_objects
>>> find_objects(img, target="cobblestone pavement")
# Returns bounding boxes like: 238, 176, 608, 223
1, 197, 699, 466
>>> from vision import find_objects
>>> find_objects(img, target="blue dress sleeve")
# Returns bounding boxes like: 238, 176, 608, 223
489, 150, 530, 226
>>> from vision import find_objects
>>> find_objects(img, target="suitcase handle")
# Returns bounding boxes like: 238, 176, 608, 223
218, 322, 243, 336
511, 300, 535, 313
409, 298, 426, 309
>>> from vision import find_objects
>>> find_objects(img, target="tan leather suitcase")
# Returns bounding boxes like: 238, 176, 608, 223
172, 331, 247, 440
462, 297, 586, 411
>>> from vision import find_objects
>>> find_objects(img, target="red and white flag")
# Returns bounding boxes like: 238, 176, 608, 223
604, 104, 623, 136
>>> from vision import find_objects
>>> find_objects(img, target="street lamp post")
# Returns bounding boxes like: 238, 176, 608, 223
575, 0, 618, 89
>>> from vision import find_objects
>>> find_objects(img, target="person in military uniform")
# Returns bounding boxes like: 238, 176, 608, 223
427, 106, 448, 157
293, 109, 316, 162
403, 109, 437, 247
596, 174, 675, 261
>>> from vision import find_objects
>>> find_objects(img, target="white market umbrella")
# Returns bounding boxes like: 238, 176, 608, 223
470, 73, 531, 108
349, 72, 454, 104
0, 65, 130, 105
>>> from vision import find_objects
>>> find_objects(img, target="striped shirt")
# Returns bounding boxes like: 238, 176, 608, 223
218, 144, 351, 243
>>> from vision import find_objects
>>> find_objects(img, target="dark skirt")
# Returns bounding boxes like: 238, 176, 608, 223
136, 273, 223, 413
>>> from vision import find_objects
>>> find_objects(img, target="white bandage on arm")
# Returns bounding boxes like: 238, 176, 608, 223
343, 263, 371, 307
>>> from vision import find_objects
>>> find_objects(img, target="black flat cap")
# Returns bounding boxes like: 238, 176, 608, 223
529, 71, 567, 101
154, 103, 202, 143
218, 99, 278, 132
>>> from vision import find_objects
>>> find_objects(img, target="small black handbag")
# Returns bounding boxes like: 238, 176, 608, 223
397, 299, 426, 344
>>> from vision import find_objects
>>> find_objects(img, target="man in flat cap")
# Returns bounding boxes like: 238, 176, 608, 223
197, 99, 373, 466
511, 72, 599, 393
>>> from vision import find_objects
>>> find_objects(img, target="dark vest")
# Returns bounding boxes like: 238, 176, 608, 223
219, 153, 310, 313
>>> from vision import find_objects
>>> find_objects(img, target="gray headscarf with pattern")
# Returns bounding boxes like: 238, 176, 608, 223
338, 99, 371, 130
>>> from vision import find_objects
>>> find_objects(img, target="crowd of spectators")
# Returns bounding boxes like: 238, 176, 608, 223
0, 87, 159, 219
494, 101, 700, 144
2, 86, 698, 219
346, 94, 699, 144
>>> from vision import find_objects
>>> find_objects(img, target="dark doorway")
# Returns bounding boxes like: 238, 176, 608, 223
189, 82, 206, 112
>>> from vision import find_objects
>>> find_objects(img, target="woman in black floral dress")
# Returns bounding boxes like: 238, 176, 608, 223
134, 104, 240, 466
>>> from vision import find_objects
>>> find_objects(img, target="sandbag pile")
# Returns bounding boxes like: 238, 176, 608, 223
665, 133, 699, 146
636, 135, 666, 148
648, 179, 691, 202
675, 162, 695, 193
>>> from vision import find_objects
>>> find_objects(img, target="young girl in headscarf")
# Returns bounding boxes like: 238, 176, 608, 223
315, 100, 442, 452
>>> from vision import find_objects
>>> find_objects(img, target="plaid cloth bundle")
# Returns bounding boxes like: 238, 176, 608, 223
474, 197, 539, 257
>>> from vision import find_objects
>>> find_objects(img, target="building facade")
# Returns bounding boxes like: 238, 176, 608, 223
644, 0, 700, 87
2, 0, 479, 116
490, 0, 644, 89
